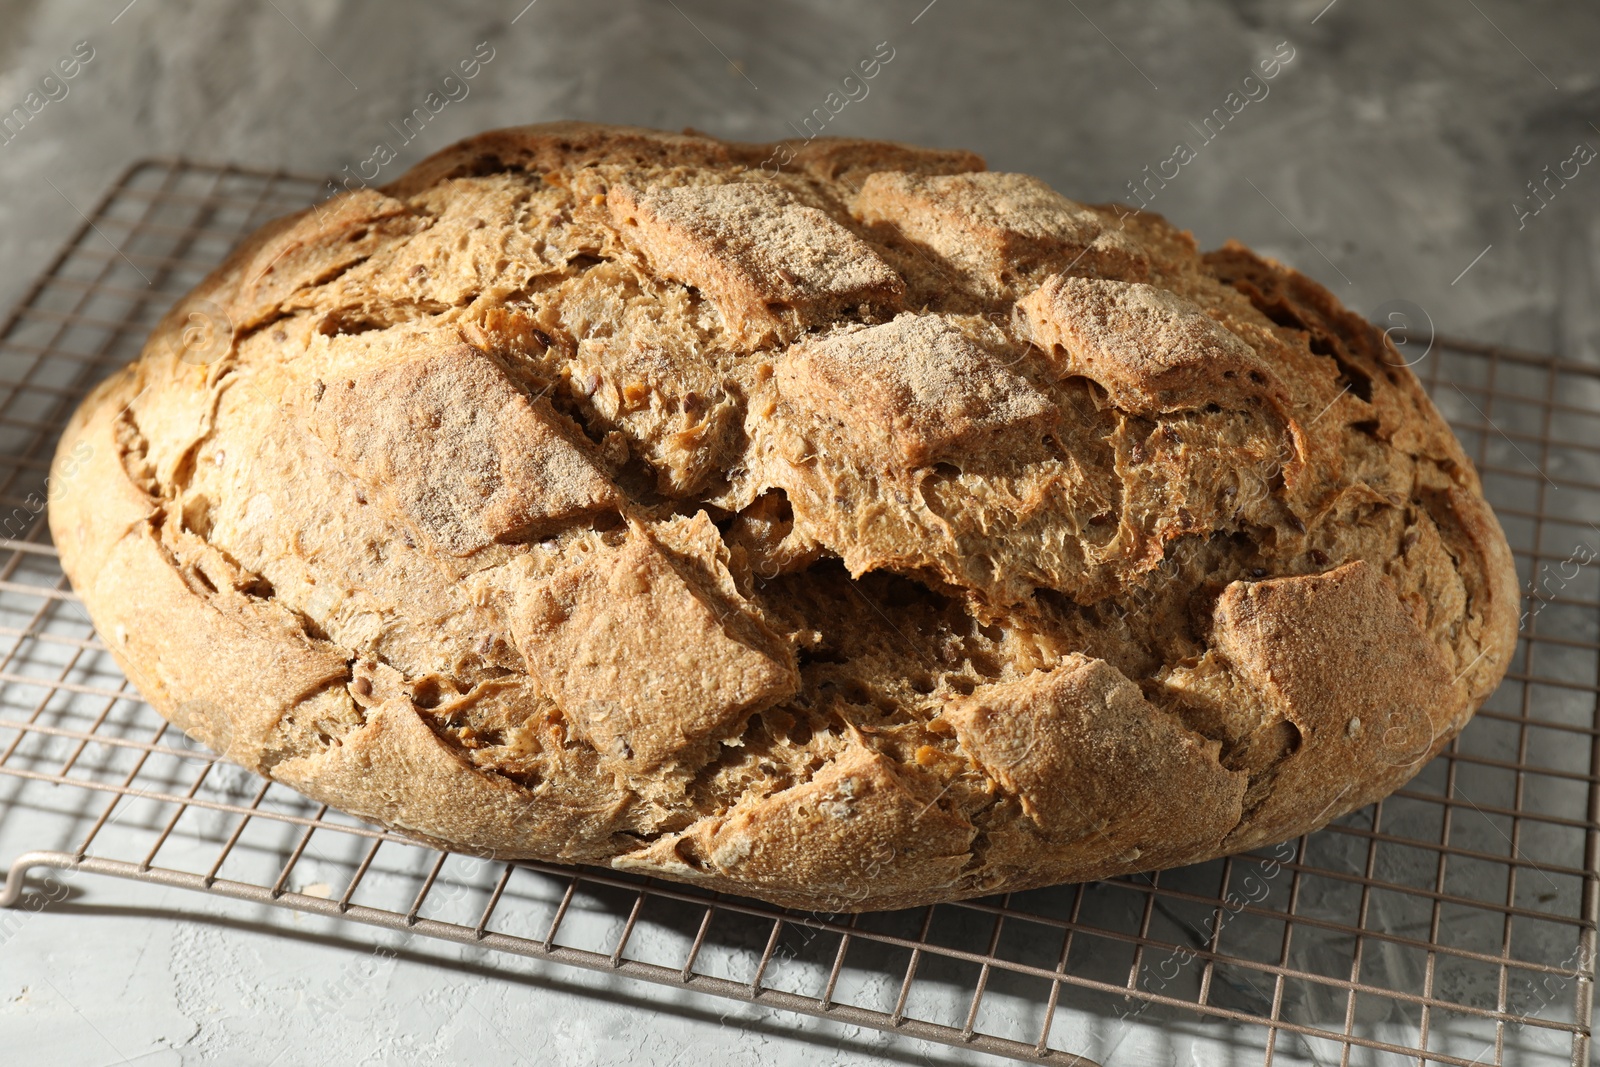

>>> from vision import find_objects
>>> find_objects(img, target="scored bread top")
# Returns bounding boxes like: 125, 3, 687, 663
50, 122, 1519, 911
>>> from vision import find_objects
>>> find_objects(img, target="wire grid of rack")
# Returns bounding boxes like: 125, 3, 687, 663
0, 158, 1594, 1066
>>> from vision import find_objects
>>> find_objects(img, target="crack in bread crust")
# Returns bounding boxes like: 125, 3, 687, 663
49, 122, 1520, 912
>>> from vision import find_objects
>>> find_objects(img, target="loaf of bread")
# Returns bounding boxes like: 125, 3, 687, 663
50, 123, 1519, 911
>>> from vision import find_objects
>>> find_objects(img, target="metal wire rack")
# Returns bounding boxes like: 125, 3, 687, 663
0, 158, 1594, 1066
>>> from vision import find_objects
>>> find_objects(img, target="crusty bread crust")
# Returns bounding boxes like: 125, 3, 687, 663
49, 123, 1519, 912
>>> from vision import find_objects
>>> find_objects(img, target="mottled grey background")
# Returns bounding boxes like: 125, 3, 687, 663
0, 1, 1596, 1064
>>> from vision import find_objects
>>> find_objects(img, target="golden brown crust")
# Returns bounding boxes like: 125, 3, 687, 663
1018, 275, 1286, 415
49, 122, 1519, 911
301, 343, 620, 555
608, 181, 905, 347
1206, 560, 1457, 850
853, 170, 1151, 294
510, 516, 799, 768
943, 655, 1246, 873
774, 314, 1058, 470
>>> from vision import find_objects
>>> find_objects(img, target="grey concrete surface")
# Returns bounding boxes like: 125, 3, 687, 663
0, 1, 1597, 1064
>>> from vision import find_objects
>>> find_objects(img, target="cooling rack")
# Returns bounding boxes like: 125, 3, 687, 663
0, 159, 1593, 1066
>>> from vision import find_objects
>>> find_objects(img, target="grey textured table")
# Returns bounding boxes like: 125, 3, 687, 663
0, 2, 1596, 1064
